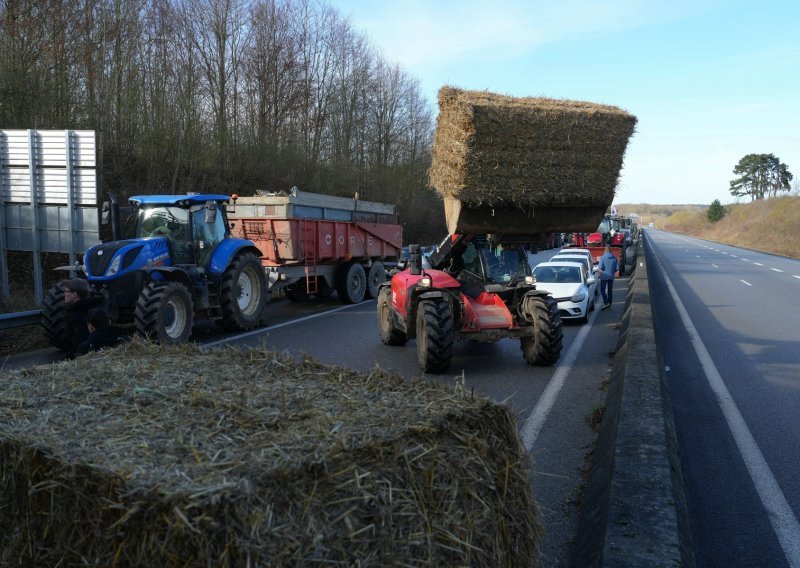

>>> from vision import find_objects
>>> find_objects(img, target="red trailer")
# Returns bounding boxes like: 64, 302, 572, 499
228, 190, 402, 304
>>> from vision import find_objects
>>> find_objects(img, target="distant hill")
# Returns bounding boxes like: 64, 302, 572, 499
617, 197, 800, 259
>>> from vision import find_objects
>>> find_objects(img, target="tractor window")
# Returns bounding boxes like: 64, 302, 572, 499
192, 206, 226, 267
137, 207, 190, 240
482, 244, 526, 283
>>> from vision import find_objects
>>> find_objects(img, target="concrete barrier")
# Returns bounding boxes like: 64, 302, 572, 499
572, 235, 695, 566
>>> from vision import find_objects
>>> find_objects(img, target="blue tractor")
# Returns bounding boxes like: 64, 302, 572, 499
41, 194, 268, 346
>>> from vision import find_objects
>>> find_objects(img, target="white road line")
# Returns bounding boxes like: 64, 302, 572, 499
755, 262, 764, 266
771, 268, 784, 273
794, 275, 800, 280
203, 303, 367, 348
521, 300, 598, 450
742, 259, 750, 262
712, 264, 719, 269
652, 248, 800, 567
731, 255, 738, 258
741, 280, 752, 287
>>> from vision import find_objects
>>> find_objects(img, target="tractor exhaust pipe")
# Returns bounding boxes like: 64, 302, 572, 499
102, 192, 122, 241
409, 244, 422, 275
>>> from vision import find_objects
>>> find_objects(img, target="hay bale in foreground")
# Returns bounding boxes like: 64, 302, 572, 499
0, 340, 540, 566
429, 86, 637, 209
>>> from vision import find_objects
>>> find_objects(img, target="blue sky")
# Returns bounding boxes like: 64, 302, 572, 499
334, 0, 800, 205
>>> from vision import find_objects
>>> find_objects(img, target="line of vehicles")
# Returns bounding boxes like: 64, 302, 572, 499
40, 188, 634, 374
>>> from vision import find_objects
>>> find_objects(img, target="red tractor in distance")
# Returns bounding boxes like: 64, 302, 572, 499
377, 235, 564, 374
586, 214, 627, 275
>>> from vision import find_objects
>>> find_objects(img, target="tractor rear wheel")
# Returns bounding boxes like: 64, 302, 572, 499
41, 283, 69, 349
520, 294, 563, 366
219, 252, 268, 330
416, 299, 454, 374
366, 261, 385, 299
335, 261, 366, 304
134, 281, 194, 344
377, 287, 407, 346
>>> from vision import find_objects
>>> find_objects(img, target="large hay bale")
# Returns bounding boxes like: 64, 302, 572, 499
0, 340, 541, 566
429, 86, 637, 209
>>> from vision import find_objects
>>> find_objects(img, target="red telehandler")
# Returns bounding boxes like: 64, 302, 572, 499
376, 201, 569, 374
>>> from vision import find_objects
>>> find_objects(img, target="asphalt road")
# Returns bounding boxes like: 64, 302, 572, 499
645, 229, 800, 567
3, 247, 631, 566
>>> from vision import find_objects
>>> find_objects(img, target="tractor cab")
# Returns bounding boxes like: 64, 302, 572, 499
131, 195, 231, 268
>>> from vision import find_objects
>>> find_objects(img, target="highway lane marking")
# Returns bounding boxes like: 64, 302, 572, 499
520, 298, 599, 451
742, 258, 750, 262
794, 275, 800, 280
754, 262, 764, 266
203, 303, 368, 348
731, 254, 738, 258
652, 247, 800, 567
712, 264, 719, 269
771, 268, 785, 273
741, 280, 752, 286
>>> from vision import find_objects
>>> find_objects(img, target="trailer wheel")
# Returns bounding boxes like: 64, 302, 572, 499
316, 278, 334, 298
416, 299, 453, 374
41, 283, 70, 349
219, 252, 268, 330
134, 281, 194, 344
335, 261, 366, 304
520, 294, 563, 366
366, 261, 385, 299
377, 287, 407, 346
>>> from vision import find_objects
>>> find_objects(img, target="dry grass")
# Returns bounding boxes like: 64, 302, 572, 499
1, 340, 542, 566
656, 196, 800, 258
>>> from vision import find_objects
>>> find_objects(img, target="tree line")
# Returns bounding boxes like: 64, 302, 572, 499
0, 0, 447, 242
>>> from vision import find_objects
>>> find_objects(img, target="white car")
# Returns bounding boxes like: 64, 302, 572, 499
549, 253, 597, 297
532, 261, 596, 324
552, 248, 595, 267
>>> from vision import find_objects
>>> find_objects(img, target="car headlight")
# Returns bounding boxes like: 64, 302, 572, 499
106, 255, 122, 276
570, 289, 587, 302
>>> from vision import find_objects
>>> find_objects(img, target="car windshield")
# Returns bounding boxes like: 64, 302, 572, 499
534, 265, 582, 284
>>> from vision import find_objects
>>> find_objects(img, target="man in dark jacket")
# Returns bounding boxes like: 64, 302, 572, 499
63, 278, 102, 359
75, 308, 129, 356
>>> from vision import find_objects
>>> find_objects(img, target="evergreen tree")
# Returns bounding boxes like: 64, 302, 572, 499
707, 199, 725, 222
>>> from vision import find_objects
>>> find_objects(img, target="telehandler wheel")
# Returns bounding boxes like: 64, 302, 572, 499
41, 283, 70, 349
520, 294, 563, 366
377, 287, 407, 346
416, 299, 454, 374
366, 261, 385, 299
336, 261, 366, 304
134, 281, 194, 344
219, 252, 268, 330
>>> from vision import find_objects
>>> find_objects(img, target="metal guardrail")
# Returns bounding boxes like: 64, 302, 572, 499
0, 309, 42, 331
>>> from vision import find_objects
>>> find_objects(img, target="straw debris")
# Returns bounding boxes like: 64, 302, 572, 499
0, 339, 541, 566
429, 86, 638, 208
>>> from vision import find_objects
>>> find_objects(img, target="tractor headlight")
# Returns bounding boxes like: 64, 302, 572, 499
570, 289, 587, 302
525, 275, 535, 285
419, 276, 432, 288
106, 255, 122, 277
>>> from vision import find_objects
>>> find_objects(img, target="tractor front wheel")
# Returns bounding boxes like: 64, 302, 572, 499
134, 281, 194, 344
520, 294, 563, 366
219, 252, 268, 330
416, 299, 454, 374
377, 287, 407, 346
41, 283, 69, 349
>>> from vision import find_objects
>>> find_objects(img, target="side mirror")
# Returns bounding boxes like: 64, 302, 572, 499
101, 201, 110, 224
587, 277, 596, 286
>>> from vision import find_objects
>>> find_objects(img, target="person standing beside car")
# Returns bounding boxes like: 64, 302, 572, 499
596, 245, 618, 310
